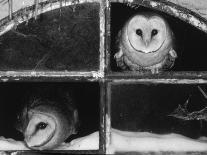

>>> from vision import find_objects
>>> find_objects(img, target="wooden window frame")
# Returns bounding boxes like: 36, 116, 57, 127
1, 0, 207, 154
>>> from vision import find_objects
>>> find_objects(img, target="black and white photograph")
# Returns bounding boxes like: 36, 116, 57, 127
1, 0, 207, 154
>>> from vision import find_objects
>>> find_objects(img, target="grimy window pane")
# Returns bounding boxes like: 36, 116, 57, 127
0, 82, 100, 150
110, 3, 207, 72
0, 3, 100, 71
111, 83, 207, 139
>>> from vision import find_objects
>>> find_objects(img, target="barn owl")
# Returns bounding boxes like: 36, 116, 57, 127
16, 95, 78, 150
114, 12, 177, 73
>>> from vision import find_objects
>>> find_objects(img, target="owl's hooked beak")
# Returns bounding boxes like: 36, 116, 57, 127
144, 39, 150, 47
142, 33, 151, 48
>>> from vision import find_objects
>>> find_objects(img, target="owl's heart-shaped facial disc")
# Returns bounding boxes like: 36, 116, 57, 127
127, 15, 167, 53
24, 113, 56, 149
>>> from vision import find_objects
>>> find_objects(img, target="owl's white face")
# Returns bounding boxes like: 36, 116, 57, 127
24, 112, 56, 149
127, 15, 167, 54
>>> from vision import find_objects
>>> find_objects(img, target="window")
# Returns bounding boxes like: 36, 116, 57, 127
0, 0, 105, 154
0, 0, 207, 154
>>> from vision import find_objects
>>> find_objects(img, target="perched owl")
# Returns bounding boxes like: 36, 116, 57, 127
114, 12, 177, 73
16, 94, 78, 150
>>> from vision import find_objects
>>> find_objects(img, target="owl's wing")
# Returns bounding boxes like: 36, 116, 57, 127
114, 30, 128, 70
114, 49, 128, 70
162, 48, 177, 70
169, 49, 177, 58
63, 92, 79, 134
15, 105, 29, 133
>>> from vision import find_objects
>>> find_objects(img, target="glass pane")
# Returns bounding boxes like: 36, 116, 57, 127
110, 3, 207, 72
110, 83, 207, 153
0, 82, 100, 150
0, 3, 100, 71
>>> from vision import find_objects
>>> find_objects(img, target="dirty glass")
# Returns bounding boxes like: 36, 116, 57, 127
111, 83, 207, 139
0, 3, 100, 71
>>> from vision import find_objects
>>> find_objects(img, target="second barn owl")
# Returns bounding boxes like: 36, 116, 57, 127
16, 94, 79, 150
114, 12, 177, 73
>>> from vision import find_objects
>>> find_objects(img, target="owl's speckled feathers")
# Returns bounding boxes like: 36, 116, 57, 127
114, 12, 177, 73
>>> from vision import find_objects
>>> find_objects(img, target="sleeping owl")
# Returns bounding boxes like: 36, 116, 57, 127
114, 12, 177, 73
16, 94, 79, 150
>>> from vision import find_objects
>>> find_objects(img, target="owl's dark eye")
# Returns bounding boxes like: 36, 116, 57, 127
136, 29, 142, 36
37, 122, 47, 130
151, 29, 158, 36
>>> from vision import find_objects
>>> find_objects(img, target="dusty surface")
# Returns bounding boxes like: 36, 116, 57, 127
1, 129, 207, 154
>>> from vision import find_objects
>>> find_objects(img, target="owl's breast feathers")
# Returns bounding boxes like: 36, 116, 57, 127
116, 38, 176, 72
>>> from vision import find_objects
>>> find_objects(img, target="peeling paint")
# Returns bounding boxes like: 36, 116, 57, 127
112, 78, 207, 84
166, 5, 207, 31
92, 71, 104, 79
128, 0, 133, 3
0, 71, 102, 79
105, 114, 111, 154
31, 71, 37, 76
189, 15, 207, 30
99, 0, 105, 76
0, 21, 15, 36
149, 1, 157, 8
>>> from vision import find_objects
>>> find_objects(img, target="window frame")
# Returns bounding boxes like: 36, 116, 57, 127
1, 0, 207, 154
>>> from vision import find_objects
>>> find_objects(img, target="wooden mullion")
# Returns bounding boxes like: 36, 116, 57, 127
99, 80, 107, 154
8, 0, 13, 20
